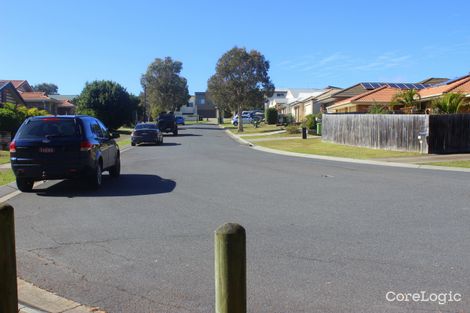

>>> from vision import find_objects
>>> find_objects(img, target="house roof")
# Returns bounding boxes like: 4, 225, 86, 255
0, 80, 33, 92
329, 86, 400, 110
20, 91, 55, 101
417, 77, 449, 85
49, 94, 78, 101
419, 75, 470, 99
0, 81, 27, 105
57, 100, 75, 108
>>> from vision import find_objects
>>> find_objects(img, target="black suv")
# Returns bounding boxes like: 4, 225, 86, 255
157, 112, 178, 136
10, 115, 121, 192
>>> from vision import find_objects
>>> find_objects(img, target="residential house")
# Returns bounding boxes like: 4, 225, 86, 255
268, 88, 323, 120
0, 81, 26, 107
20, 91, 60, 115
175, 95, 197, 116
419, 75, 470, 109
49, 95, 78, 115
327, 82, 433, 113
195, 92, 216, 118
0, 80, 33, 93
302, 86, 342, 116
288, 89, 325, 122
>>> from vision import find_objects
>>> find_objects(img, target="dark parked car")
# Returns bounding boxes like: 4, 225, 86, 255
131, 123, 163, 146
175, 116, 185, 125
9, 115, 121, 192
157, 112, 178, 135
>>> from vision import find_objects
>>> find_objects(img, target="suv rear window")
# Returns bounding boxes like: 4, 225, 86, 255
16, 118, 80, 139
135, 124, 157, 129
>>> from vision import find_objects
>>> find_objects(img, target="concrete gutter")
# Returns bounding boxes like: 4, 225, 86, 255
18, 279, 105, 313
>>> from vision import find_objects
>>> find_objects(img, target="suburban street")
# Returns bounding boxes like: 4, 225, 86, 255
9, 124, 470, 313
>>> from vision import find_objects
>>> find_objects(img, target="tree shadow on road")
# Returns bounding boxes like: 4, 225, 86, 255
34, 174, 176, 198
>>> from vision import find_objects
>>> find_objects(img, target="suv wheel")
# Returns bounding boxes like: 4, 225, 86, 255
89, 162, 103, 188
17, 178, 34, 192
109, 155, 121, 178
173, 129, 178, 136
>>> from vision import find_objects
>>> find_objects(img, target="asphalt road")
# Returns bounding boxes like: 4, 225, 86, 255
10, 124, 470, 313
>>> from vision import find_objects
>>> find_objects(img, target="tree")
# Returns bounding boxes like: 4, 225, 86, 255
76, 80, 135, 129
391, 89, 420, 112
432, 93, 466, 114
207, 47, 274, 132
141, 57, 190, 119
32, 83, 58, 95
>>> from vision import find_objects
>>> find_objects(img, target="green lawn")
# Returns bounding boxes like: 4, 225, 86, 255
226, 123, 285, 134
255, 138, 421, 159
421, 160, 470, 168
241, 132, 299, 139
0, 151, 10, 164
0, 169, 15, 186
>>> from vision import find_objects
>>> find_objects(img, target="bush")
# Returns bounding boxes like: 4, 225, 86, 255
304, 114, 315, 129
266, 107, 278, 124
0, 103, 50, 134
286, 125, 300, 134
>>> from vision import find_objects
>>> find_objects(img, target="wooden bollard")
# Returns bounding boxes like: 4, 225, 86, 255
0, 203, 18, 313
215, 223, 246, 313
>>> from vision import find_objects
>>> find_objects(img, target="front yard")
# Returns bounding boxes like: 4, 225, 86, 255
254, 138, 422, 159
0, 151, 9, 164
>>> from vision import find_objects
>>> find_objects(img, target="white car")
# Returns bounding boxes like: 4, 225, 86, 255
231, 114, 253, 126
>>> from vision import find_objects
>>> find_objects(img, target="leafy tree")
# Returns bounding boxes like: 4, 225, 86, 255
207, 47, 274, 132
32, 83, 58, 95
76, 80, 134, 129
432, 93, 466, 114
391, 89, 420, 112
141, 57, 190, 119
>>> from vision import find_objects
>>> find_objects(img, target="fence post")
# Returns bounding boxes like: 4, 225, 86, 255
0, 203, 18, 313
215, 223, 246, 313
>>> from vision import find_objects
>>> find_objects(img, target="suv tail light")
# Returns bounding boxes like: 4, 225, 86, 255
9, 141, 16, 153
80, 140, 92, 151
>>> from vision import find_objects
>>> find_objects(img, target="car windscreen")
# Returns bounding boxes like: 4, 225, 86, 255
135, 124, 157, 129
16, 118, 80, 140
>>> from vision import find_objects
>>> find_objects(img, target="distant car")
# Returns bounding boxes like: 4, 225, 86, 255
157, 112, 178, 136
175, 116, 185, 125
10, 115, 121, 192
131, 123, 163, 146
231, 113, 253, 126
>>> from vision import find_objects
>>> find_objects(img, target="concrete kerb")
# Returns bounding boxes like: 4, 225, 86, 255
0, 145, 134, 313
218, 125, 470, 173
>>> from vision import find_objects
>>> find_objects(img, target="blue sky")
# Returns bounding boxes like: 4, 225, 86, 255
2, 0, 470, 95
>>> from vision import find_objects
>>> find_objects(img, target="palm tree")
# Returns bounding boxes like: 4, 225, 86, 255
432, 93, 466, 114
391, 89, 420, 112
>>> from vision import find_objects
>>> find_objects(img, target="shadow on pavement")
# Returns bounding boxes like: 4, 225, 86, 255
182, 126, 223, 131
34, 174, 176, 198
136, 142, 181, 146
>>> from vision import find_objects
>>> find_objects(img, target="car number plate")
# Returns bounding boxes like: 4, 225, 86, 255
39, 147, 54, 153
141, 132, 147, 135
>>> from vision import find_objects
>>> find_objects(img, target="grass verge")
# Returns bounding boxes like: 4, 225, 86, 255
0, 151, 9, 164
0, 169, 15, 186
421, 160, 470, 168
225, 123, 284, 134
254, 138, 421, 159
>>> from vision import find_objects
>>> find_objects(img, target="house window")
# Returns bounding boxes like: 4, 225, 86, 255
199, 99, 205, 105
187, 102, 193, 107
276, 93, 284, 97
